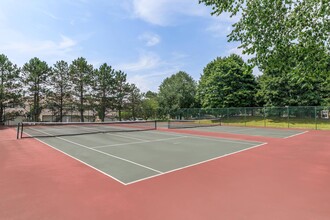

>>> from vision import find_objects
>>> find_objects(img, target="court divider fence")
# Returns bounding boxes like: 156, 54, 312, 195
172, 106, 330, 130
2, 104, 330, 130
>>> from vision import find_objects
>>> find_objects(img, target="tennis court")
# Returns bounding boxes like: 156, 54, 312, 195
2, 121, 330, 220
17, 121, 264, 184
167, 119, 307, 138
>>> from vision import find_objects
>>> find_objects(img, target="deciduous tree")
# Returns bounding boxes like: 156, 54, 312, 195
0, 54, 21, 124
197, 54, 257, 108
158, 71, 197, 114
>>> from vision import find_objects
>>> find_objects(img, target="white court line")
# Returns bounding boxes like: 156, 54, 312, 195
187, 134, 261, 145
126, 142, 268, 185
70, 126, 259, 145
105, 132, 147, 142
24, 127, 267, 186
284, 131, 309, 139
72, 125, 149, 142
32, 137, 128, 185
27, 127, 163, 175
93, 136, 188, 149
205, 126, 258, 133
151, 129, 263, 144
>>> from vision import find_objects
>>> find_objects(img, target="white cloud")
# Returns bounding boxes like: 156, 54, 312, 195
127, 67, 182, 92
39, 9, 60, 20
206, 13, 238, 38
118, 52, 161, 72
0, 34, 79, 65
130, 0, 209, 26
117, 50, 187, 92
138, 32, 161, 47
2, 35, 77, 55
59, 35, 77, 48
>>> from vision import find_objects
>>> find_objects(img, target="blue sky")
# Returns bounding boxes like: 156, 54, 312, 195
0, 0, 252, 92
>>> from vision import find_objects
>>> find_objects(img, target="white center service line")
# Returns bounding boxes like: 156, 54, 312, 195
93, 136, 188, 149
71, 125, 149, 142
27, 127, 163, 174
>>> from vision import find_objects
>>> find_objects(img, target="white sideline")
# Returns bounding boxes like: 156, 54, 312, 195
23, 127, 268, 186
284, 131, 309, 139
27, 127, 163, 175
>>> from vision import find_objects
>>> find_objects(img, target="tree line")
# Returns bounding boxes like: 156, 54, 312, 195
1, 51, 329, 124
0, 55, 147, 122
1, 0, 330, 123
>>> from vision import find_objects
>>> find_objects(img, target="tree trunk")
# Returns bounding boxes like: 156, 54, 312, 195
0, 102, 3, 124
101, 90, 106, 122
118, 108, 122, 121
60, 87, 63, 122
80, 84, 84, 122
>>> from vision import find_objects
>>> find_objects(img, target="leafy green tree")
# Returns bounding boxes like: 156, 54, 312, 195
140, 92, 159, 120
127, 84, 142, 120
92, 63, 115, 122
158, 71, 197, 114
199, 0, 329, 69
69, 57, 93, 122
49, 60, 71, 121
22, 57, 50, 122
112, 70, 130, 121
197, 54, 257, 108
200, 0, 330, 105
256, 63, 329, 106
145, 91, 158, 99
0, 54, 21, 124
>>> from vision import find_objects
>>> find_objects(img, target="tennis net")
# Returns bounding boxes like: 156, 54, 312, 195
168, 119, 221, 129
17, 120, 157, 139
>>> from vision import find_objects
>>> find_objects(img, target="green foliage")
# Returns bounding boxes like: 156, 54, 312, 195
127, 84, 142, 120
140, 91, 159, 120
145, 91, 158, 99
49, 60, 71, 121
200, 0, 330, 106
69, 57, 93, 122
200, 0, 330, 67
197, 54, 257, 108
256, 47, 330, 106
22, 57, 50, 121
112, 70, 130, 121
158, 71, 197, 114
92, 63, 115, 121
0, 54, 21, 123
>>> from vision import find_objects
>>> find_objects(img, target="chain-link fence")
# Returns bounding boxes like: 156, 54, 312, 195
1, 104, 170, 125
2, 105, 330, 130
173, 106, 330, 130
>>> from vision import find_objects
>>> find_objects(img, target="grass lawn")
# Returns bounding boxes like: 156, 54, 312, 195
221, 117, 330, 130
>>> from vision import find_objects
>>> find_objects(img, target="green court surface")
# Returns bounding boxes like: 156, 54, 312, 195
175, 125, 307, 138
27, 129, 264, 185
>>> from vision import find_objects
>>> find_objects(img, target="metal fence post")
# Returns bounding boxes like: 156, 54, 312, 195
315, 106, 317, 130
263, 107, 266, 127
287, 106, 290, 128
244, 107, 247, 127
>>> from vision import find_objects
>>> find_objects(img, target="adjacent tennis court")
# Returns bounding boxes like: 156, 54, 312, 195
2, 121, 330, 220
17, 121, 265, 184
167, 119, 307, 138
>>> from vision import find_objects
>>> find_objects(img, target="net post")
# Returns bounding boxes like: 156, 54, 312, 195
20, 122, 24, 138
168, 119, 170, 129
154, 120, 157, 130
16, 123, 20, 139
